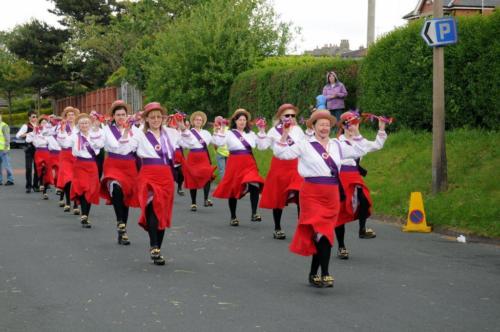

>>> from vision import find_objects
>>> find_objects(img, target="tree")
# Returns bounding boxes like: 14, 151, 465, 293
5, 20, 70, 100
48, 0, 124, 26
144, 0, 294, 117
0, 49, 32, 124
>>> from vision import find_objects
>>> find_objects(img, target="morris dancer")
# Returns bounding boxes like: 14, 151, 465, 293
183, 111, 216, 211
212, 109, 266, 226
58, 113, 104, 227
132, 102, 198, 265
56, 107, 80, 214
47, 116, 62, 202
101, 101, 140, 245
273, 110, 367, 288
259, 104, 305, 240
335, 111, 388, 259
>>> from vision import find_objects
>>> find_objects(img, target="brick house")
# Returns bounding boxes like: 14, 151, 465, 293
403, 0, 499, 20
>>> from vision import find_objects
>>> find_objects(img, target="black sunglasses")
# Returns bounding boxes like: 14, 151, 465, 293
283, 114, 296, 118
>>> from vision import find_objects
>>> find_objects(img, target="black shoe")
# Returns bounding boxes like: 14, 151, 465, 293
204, 199, 213, 207
337, 247, 349, 260
177, 189, 185, 196
42, 193, 49, 200
81, 216, 91, 228
150, 248, 165, 265
117, 223, 130, 245
273, 230, 286, 240
25, 188, 31, 193
5, 181, 14, 186
309, 274, 323, 288
359, 228, 376, 239
63, 205, 71, 212
230, 218, 239, 226
190, 204, 197, 212
251, 214, 262, 222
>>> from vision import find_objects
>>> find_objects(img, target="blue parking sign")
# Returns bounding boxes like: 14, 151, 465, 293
421, 18, 458, 47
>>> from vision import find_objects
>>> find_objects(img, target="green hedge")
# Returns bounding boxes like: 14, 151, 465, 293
6, 108, 52, 127
359, 12, 500, 130
228, 57, 360, 119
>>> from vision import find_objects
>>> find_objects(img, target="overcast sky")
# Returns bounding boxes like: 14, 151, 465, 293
0, 0, 419, 53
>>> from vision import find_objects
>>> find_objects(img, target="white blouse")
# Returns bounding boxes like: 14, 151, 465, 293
25, 129, 49, 149
185, 128, 213, 149
212, 129, 268, 151
338, 131, 387, 166
56, 124, 78, 149
273, 136, 367, 178
258, 124, 306, 150
103, 124, 140, 155
133, 126, 198, 160
63, 130, 105, 158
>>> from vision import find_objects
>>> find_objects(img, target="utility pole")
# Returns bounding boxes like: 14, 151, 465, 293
367, 0, 376, 46
432, 0, 448, 193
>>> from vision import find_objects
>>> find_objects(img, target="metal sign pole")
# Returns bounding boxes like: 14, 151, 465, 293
432, 0, 448, 193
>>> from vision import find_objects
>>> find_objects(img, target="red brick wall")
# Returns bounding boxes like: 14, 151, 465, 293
55, 87, 117, 115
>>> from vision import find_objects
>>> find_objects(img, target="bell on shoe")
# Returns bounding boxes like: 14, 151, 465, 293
73, 208, 81, 215
117, 223, 130, 245
150, 248, 165, 265
251, 214, 262, 222
42, 193, 49, 200
63, 205, 71, 212
337, 247, 349, 260
39, 185, 45, 191
322, 275, 334, 288
273, 230, 286, 240
204, 199, 213, 207
309, 274, 322, 288
58, 200, 65, 207
230, 218, 239, 227
190, 204, 197, 212
359, 228, 376, 239
177, 189, 185, 196
80, 216, 91, 229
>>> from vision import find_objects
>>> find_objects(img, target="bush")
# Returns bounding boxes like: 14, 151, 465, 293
359, 12, 500, 130
228, 57, 360, 119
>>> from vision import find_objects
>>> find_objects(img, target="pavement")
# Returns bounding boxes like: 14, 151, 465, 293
0, 148, 499, 332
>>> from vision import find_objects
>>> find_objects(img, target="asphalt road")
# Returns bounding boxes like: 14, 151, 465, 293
0, 149, 499, 332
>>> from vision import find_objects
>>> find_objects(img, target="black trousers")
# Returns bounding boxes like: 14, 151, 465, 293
24, 146, 39, 189
146, 203, 165, 249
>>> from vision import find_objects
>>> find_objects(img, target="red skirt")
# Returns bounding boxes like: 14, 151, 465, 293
174, 148, 185, 166
56, 149, 75, 189
259, 157, 303, 209
289, 181, 340, 256
34, 149, 53, 185
70, 159, 100, 205
212, 154, 264, 199
337, 170, 372, 226
49, 151, 60, 185
100, 156, 139, 207
137, 165, 174, 231
183, 151, 216, 189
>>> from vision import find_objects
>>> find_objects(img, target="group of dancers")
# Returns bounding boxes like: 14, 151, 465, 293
20, 99, 389, 288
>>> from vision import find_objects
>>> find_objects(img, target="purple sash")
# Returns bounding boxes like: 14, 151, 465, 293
145, 130, 174, 166
275, 124, 295, 146
191, 129, 212, 162
65, 123, 72, 134
231, 130, 252, 153
109, 124, 122, 141
79, 133, 97, 160
309, 141, 338, 178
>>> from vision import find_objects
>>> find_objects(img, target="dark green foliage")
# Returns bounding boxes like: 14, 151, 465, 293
359, 12, 500, 130
228, 57, 359, 119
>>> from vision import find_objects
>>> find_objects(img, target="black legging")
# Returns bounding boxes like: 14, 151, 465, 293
24, 147, 39, 189
111, 184, 129, 224
146, 203, 165, 249
79, 195, 91, 216
64, 182, 71, 206
335, 224, 346, 248
310, 236, 332, 276
272, 194, 300, 230
357, 187, 370, 232
190, 182, 211, 204
175, 166, 184, 191
228, 185, 259, 219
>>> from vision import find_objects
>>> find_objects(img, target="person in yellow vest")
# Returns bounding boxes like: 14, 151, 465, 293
0, 111, 15, 185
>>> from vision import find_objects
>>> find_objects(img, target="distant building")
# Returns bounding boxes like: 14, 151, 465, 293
0, 98, 7, 108
341, 47, 367, 59
304, 40, 351, 56
403, 0, 499, 20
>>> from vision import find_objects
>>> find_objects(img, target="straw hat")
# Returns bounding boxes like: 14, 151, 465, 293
37, 115, 49, 125
108, 100, 132, 117
190, 111, 207, 127
61, 106, 80, 119
143, 102, 166, 117
230, 108, 251, 122
76, 113, 92, 123
274, 103, 299, 120
306, 109, 336, 128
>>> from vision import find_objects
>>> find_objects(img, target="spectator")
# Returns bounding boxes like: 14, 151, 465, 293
0, 111, 15, 185
322, 71, 348, 122
16, 111, 39, 192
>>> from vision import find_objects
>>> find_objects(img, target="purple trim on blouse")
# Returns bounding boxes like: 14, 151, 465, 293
275, 124, 295, 146
340, 165, 359, 172
229, 150, 252, 156
77, 156, 95, 162
79, 134, 97, 160
231, 130, 252, 152
142, 158, 169, 166
309, 141, 339, 178
108, 152, 135, 160
36, 147, 49, 151
110, 124, 122, 141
